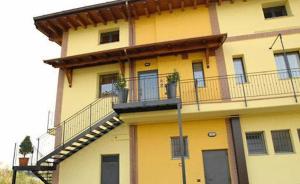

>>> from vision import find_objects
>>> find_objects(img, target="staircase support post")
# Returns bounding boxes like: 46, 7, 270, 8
12, 170, 17, 184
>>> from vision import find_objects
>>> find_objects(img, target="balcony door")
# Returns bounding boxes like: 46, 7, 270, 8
138, 70, 159, 101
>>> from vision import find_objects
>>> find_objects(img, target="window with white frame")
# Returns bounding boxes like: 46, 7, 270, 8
263, 5, 287, 19
233, 57, 247, 84
192, 62, 205, 87
100, 30, 119, 44
274, 52, 300, 79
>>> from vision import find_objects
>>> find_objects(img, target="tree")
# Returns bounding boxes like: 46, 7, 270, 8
19, 136, 33, 158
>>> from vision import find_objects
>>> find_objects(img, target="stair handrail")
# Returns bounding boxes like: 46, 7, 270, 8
36, 96, 115, 159
50, 97, 103, 130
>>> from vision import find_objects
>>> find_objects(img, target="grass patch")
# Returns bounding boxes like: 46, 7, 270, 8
0, 168, 42, 184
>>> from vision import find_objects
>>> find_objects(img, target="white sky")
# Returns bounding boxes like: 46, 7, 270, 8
0, 0, 107, 167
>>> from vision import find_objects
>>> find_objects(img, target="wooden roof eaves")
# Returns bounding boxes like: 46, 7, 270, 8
44, 34, 227, 69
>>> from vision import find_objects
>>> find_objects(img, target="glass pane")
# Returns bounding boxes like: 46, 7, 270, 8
139, 72, 159, 101
193, 63, 205, 87
271, 130, 293, 153
233, 58, 246, 84
99, 73, 118, 97
263, 6, 287, 19
287, 53, 300, 77
171, 137, 188, 158
100, 31, 119, 44
275, 54, 289, 79
100, 33, 110, 44
246, 132, 267, 154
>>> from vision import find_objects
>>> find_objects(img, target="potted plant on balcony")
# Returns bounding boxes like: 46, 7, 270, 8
115, 75, 128, 103
165, 71, 179, 99
19, 136, 33, 166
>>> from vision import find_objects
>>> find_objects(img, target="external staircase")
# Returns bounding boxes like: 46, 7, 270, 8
12, 97, 123, 184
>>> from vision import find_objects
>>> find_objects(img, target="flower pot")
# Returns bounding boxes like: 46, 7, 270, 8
118, 88, 129, 103
166, 82, 177, 99
19, 157, 29, 166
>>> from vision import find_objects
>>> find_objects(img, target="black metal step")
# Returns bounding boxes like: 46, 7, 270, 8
38, 113, 122, 166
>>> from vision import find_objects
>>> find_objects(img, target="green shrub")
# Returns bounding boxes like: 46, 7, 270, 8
19, 136, 33, 158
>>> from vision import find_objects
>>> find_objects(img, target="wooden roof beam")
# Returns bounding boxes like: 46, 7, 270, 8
56, 18, 70, 30
155, 0, 161, 15
64, 16, 78, 30
97, 10, 107, 25
181, 0, 185, 11
75, 14, 88, 28
42, 21, 60, 37
193, 0, 198, 9
119, 6, 128, 20
143, 2, 150, 17
85, 12, 97, 26
130, 4, 139, 19
52, 19, 68, 32
108, 8, 117, 23
49, 42, 221, 69
206, 0, 210, 6
168, 1, 173, 13
35, 23, 51, 37
218, 0, 222, 5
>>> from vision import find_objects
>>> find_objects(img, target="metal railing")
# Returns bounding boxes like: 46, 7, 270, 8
12, 69, 300, 167
112, 69, 300, 107
35, 97, 113, 164
12, 143, 44, 167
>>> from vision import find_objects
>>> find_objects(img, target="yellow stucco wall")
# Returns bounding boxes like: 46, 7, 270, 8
134, 53, 221, 103
59, 124, 130, 184
137, 119, 230, 184
135, 6, 212, 45
223, 34, 300, 75
60, 63, 123, 121
67, 20, 129, 56
217, 0, 300, 37
240, 111, 300, 184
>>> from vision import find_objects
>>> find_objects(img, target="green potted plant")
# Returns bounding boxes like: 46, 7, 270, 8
165, 71, 179, 99
114, 75, 128, 103
19, 136, 33, 166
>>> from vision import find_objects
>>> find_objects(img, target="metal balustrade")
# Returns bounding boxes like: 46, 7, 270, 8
112, 69, 300, 108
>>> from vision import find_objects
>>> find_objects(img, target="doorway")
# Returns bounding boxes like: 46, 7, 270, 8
138, 70, 159, 101
101, 154, 119, 184
202, 150, 231, 184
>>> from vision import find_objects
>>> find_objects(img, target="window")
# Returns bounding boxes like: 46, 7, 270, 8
271, 130, 293, 153
99, 73, 118, 97
263, 6, 287, 19
275, 52, 300, 79
171, 136, 188, 158
100, 30, 119, 44
233, 58, 247, 84
192, 62, 205, 87
246, 132, 267, 154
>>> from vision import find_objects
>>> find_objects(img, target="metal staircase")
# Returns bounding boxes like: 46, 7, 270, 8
12, 97, 123, 184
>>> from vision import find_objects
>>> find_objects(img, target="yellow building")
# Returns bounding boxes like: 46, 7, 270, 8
12, 0, 300, 184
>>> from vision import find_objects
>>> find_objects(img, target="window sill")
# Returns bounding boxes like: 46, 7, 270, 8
274, 152, 295, 155
264, 15, 293, 20
248, 153, 268, 156
99, 41, 120, 45
171, 156, 189, 160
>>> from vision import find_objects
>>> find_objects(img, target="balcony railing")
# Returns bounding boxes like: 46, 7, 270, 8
112, 69, 300, 111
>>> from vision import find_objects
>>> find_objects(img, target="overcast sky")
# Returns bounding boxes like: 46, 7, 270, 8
0, 0, 107, 167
